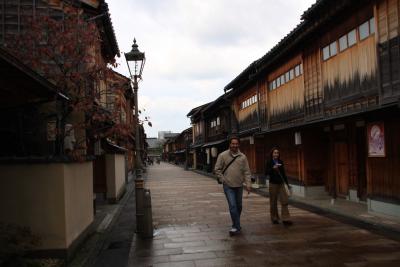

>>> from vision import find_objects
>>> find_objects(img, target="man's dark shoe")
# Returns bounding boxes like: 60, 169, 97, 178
229, 228, 241, 236
282, 220, 293, 226
272, 220, 280, 224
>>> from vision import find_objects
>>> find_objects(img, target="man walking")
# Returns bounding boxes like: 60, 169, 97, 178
214, 136, 251, 236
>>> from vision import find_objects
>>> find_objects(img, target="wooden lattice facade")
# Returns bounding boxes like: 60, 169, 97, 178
185, 0, 400, 216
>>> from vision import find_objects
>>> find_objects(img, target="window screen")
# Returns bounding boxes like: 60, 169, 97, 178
295, 65, 300, 76
359, 21, 370, 40
289, 69, 294, 80
285, 71, 290, 82
348, 29, 357, 46
370, 17, 375, 34
323, 46, 330, 60
329, 41, 337, 56
339, 35, 348, 51
280, 74, 285, 85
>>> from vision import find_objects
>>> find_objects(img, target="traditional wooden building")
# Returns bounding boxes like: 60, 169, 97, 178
92, 70, 135, 203
0, 47, 68, 158
187, 94, 233, 172
171, 128, 193, 166
0, 0, 128, 257
146, 137, 162, 160
226, 68, 264, 175
202, 94, 232, 172
162, 139, 172, 162
224, 0, 400, 217
161, 133, 179, 162
187, 103, 210, 171
0, 46, 95, 259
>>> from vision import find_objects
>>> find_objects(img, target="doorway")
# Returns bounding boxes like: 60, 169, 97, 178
334, 142, 350, 197
93, 154, 107, 197
356, 127, 367, 201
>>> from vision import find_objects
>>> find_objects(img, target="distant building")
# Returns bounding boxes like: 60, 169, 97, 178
158, 131, 171, 140
147, 137, 160, 149
164, 133, 180, 139
146, 137, 162, 158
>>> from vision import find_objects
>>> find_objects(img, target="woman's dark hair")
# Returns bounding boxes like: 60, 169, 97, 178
229, 136, 240, 144
270, 147, 280, 160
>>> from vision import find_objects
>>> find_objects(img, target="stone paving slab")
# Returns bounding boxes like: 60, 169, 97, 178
193, 168, 400, 239
128, 163, 400, 267
68, 174, 135, 267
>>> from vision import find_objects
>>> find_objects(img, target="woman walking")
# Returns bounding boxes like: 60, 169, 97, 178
265, 147, 293, 226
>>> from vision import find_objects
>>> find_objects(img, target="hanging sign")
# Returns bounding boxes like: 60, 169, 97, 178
367, 122, 385, 157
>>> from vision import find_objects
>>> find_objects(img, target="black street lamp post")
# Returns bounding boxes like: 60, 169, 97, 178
125, 38, 146, 177
125, 39, 150, 236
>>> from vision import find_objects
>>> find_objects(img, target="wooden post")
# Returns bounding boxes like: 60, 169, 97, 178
329, 125, 337, 201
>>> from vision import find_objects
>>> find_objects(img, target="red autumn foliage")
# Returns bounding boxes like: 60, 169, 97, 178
5, 6, 133, 157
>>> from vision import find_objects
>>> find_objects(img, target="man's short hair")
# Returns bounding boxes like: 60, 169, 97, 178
229, 136, 240, 144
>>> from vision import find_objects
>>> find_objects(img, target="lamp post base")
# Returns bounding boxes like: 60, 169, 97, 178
135, 177, 145, 234
135, 168, 143, 179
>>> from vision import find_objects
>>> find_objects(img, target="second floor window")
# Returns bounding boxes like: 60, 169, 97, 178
322, 17, 374, 61
269, 63, 303, 90
241, 94, 258, 109
339, 34, 348, 52
194, 123, 201, 136
359, 17, 375, 41
323, 41, 338, 60
210, 117, 221, 128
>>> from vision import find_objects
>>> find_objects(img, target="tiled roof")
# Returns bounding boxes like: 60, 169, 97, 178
202, 90, 233, 113
100, 1, 120, 57
223, 0, 368, 92
301, 0, 334, 20
186, 102, 212, 117
256, 20, 307, 70
224, 19, 307, 92
224, 60, 259, 91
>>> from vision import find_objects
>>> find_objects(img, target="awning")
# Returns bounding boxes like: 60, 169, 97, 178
190, 143, 204, 149
174, 149, 186, 154
103, 140, 128, 154
202, 139, 226, 148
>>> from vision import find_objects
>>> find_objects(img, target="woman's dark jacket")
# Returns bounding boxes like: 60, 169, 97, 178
265, 159, 289, 185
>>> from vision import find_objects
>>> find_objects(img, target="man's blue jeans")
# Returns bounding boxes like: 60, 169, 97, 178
223, 183, 243, 230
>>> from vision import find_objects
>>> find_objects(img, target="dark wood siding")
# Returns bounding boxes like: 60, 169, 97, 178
267, 54, 305, 127
0, 0, 64, 44
367, 114, 400, 201
304, 47, 324, 119
205, 108, 230, 142
261, 131, 301, 182
235, 83, 259, 132
240, 139, 256, 173
302, 127, 329, 186
258, 78, 268, 130
377, 0, 400, 103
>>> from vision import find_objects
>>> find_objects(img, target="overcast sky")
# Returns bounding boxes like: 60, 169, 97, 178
107, 0, 316, 138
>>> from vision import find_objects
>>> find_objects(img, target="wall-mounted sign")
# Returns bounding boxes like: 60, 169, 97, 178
206, 148, 210, 164
367, 122, 385, 157
211, 147, 218, 158
295, 132, 302, 145
47, 121, 57, 141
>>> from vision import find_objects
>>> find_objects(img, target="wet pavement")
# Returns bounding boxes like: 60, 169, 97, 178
127, 163, 400, 267
69, 174, 136, 267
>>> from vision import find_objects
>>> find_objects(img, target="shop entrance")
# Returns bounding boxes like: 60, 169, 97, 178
334, 142, 350, 197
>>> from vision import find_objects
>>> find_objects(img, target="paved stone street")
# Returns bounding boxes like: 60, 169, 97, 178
128, 163, 400, 267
